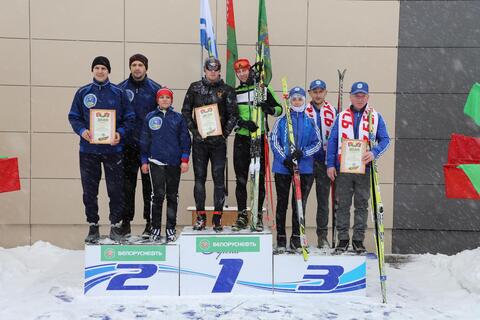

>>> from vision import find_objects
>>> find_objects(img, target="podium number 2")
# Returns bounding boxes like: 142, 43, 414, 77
212, 259, 244, 293
106, 264, 157, 291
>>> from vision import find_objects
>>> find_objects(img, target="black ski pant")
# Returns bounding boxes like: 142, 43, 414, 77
275, 173, 313, 240
313, 160, 331, 240
123, 144, 152, 223
79, 152, 124, 225
148, 163, 181, 231
335, 170, 370, 242
233, 134, 265, 213
192, 139, 226, 212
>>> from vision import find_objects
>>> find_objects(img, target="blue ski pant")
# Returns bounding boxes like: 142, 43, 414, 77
79, 152, 124, 225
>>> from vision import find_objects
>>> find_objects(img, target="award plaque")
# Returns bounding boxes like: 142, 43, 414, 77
194, 104, 223, 138
89, 109, 116, 144
340, 139, 366, 174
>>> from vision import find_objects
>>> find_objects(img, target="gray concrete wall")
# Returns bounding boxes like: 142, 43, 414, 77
393, 1, 480, 254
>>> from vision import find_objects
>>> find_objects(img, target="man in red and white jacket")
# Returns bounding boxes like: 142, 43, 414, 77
326, 81, 390, 253
305, 79, 337, 249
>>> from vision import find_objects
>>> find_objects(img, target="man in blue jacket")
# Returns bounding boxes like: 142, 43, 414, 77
118, 54, 161, 238
270, 86, 322, 252
326, 81, 390, 253
68, 56, 135, 243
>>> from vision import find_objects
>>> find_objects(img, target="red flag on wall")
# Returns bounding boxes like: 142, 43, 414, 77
0, 157, 21, 193
447, 133, 480, 164
444, 134, 480, 199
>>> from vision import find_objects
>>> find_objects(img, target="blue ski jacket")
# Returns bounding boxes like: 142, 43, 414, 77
118, 75, 161, 146
140, 106, 191, 166
68, 79, 135, 154
327, 105, 390, 170
270, 110, 322, 174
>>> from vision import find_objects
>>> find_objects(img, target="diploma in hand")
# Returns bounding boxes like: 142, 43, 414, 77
340, 139, 366, 174
89, 109, 116, 144
194, 104, 223, 138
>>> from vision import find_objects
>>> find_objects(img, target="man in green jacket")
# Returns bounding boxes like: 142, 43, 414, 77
231, 58, 282, 231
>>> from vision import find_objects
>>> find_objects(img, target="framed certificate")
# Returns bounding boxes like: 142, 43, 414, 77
340, 139, 366, 174
194, 104, 223, 138
89, 109, 116, 144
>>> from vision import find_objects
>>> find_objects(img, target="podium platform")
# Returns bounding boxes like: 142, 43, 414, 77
84, 241, 179, 296
83, 230, 367, 297
179, 226, 273, 295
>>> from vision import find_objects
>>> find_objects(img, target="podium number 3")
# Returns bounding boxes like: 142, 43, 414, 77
212, 259, 244, 293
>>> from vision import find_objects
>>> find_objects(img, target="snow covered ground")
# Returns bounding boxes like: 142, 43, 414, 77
0, 241, 479, 320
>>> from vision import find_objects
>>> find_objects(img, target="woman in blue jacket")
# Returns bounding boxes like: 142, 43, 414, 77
140, 88, 191, 242
270, 86, 322, 252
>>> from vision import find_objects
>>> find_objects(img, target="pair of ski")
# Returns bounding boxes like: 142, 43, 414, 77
281, 77, 309, 261
245, 43, 271, 233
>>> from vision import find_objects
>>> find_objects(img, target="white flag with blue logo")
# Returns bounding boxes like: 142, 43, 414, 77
200, 0, 218, 58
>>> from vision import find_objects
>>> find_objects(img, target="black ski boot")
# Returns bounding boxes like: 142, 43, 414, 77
110, 222, 124, 242
193, 211, 207, 231
142, 221, 151, 239
212, 211, 223, 232
255, 213, 264, 232
85, 223, 100, 243
166, 228, 177, 243
275, 235, 287, 253
290, 235, 302, 253
121, 220, 131, 238
335, 239, 350, 253
317, 236, 330, 249
150, 228, 161, 242
231, 210, 248, 231
352, 240, 367, 254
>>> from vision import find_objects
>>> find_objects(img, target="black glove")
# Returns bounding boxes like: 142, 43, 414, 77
292, 148, 303, 161
238, 119, 258, 132
260, 102, 275, 115
283, 157, 294, 173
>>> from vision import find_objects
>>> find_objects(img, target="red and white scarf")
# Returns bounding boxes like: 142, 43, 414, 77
305, 101, 337, 151
337, 104, 378, 158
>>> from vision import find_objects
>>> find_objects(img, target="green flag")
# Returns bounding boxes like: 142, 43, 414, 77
258, 0, 272, 85
226, 0, 238, 88
457, 164, 480, 195
464, 82, 480, 126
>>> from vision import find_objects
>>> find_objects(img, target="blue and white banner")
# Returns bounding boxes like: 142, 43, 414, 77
84, 244, 179, 296
200, 0, 218, 58
274, 255, 366, 295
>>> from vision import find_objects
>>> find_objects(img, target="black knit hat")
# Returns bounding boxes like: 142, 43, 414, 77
129, 53, 148, 70
91, 56, 111, 73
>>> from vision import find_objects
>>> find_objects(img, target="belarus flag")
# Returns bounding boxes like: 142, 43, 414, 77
0, 157, 21, 193
444, 134, 480, 200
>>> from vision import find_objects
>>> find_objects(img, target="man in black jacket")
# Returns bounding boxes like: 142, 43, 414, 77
182, 57, 239, 232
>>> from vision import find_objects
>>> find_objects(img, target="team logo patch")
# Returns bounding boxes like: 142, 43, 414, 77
83, 94, 97, 108
357, 83, 363, 89
149, 117, 162, 130
126, 89, 134, 102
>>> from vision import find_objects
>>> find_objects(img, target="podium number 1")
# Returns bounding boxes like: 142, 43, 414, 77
212, 259, 244, 293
